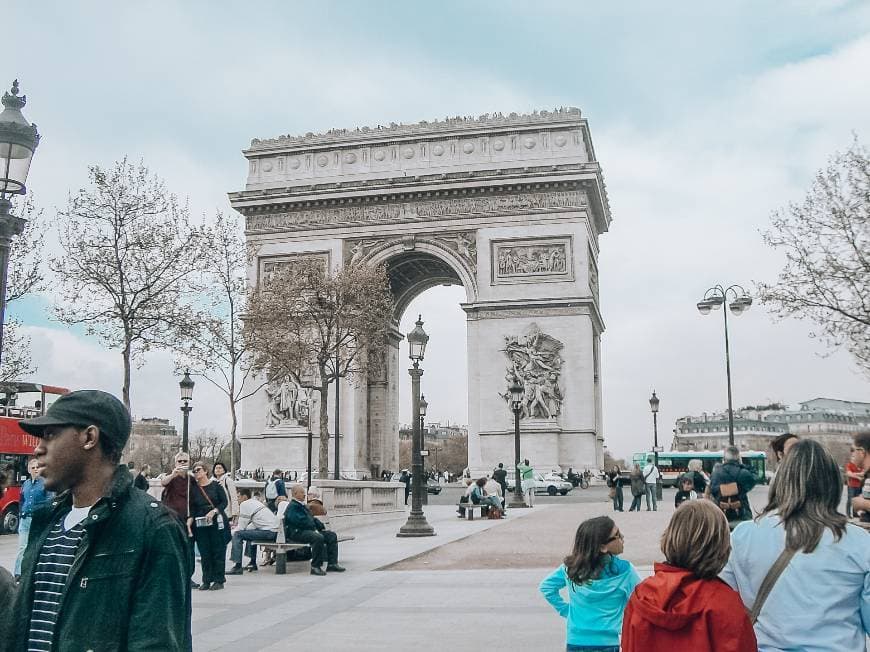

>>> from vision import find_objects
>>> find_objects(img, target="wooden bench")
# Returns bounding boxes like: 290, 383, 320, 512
456, 502, 488, 521
258, 528, 355, 575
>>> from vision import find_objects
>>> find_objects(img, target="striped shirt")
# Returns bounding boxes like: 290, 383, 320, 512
27, 518, 86, 652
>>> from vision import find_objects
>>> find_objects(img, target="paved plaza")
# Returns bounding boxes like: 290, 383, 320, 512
3, 486, 778, 651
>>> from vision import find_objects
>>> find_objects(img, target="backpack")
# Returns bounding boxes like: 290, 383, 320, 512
718, 481, 742, 517
265, 479, 279, 500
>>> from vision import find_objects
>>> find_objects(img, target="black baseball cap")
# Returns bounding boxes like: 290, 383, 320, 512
19, 389, 132, 449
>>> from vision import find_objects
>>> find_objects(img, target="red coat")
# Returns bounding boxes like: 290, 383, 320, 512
621, 563, 757, 652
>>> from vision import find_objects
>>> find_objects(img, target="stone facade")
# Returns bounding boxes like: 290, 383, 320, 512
123, 417, 180, 470
231, 108, 611, 477
672, 398, 870, 466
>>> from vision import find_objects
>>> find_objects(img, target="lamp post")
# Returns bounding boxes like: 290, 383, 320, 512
419, 393, 428, 506
508, 374, 528, 509
649, 390, 662, 500
696, 285, 752, 446
0, 80, 39, 369
397, 315, 435, 537
179, 370, 195, 453
302, 386, 314, 490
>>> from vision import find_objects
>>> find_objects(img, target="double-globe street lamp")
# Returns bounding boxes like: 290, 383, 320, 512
649, 391, 662, 500
179, 370, 195, 453
397, 316, 435, 537
0, 80, 39, 368
696, 285, 752, 446
508, 374, 529, 509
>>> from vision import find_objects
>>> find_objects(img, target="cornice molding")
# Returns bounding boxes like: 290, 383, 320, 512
247, 107, 583, 152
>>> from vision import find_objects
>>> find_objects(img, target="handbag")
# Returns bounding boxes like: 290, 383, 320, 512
748, 547, 797, 623
718, 482, 742, 515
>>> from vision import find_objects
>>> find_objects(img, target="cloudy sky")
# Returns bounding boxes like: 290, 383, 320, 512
5, 1, 870, 461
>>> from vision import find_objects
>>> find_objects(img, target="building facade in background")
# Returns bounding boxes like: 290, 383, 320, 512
122, 417, 180, 472
672, 397, 870, 465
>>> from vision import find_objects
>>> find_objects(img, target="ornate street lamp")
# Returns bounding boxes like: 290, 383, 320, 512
649, 390, 662, 500
0, 80, 39, 369
508, 374, 528, 509
301, 386, 314, 490
397, 315, 435, 537
179, 370, 195, 453
697, 285, 752, 445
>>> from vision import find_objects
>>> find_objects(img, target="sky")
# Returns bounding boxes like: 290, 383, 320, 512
4, 1, 870, 460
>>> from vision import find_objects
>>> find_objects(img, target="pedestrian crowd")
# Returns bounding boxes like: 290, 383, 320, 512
540, 434, 870, 652
0, 389, 348, 651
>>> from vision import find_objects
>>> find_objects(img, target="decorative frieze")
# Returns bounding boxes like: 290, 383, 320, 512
258, 251, 329, 285
491, 236, 573, 285
246, 190, 586, 233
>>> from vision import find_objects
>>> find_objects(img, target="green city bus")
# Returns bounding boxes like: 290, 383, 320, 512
630, 450, 767, 487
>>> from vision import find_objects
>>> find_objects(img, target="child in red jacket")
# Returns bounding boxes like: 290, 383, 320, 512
621, 500, 757, 652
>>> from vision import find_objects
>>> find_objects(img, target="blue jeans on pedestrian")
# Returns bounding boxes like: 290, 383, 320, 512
14, 515, 31, 576
566, 645, 619, 652
645, 484, 657, 511
846, 486, 861, 517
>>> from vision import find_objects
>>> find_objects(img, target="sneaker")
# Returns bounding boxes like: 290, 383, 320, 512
226, 567, 243, 576
209, 582, 224, 591
326, 564, 346, 573
245, 565, 258, 572
310, 566, 326, 576
190, 580, 200, 590
197, 582, 211, 591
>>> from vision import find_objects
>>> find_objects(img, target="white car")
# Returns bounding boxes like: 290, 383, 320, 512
506, 472, 573, 496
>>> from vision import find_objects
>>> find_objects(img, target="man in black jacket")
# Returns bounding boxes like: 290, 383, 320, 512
11, 390, 191, 651
284, 483, 345, 576
492, 463, 508, 498
710, 446, 757, 526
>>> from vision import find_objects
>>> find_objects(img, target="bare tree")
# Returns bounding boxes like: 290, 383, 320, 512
758, 140, 870, 372
1, 195, 48, 382
176, 211, 265, 474
244, 257, 394, 477
51, 159, 209, 408
188, 429, 227, 469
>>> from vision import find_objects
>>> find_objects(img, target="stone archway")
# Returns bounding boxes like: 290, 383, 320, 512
231, 108, 611, 478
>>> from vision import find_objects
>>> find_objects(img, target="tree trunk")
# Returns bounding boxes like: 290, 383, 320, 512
318, 377, 330, 479
229, 395, 238, 475
121, 337, 132, 410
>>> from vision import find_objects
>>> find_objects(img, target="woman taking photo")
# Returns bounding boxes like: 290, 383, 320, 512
721, 439, 870, 651
539, 516, 640, 651
188, 461, 230, 591
212, 461, 239, 525
621, 501, 756, 650
606, 465, 623, 512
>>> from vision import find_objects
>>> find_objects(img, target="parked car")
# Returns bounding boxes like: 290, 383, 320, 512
506, 471, 573, 496
426, 480, 442, 495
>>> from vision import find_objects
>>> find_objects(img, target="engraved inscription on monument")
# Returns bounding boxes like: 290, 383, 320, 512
491, 236, 572, 284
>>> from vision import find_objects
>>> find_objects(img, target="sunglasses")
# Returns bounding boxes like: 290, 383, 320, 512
193, 467, 205, 473
607, 531, 624, 542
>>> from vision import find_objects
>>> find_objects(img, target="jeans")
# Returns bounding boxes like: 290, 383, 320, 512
193, 523, 227, 585
288, 529, 339, 567
14, 515, 31, 576
645, 484, 657, 511
230, 529, 276, 564
628, 494, 642, 511
611, 486, 623, 511
846, 486, 861, 518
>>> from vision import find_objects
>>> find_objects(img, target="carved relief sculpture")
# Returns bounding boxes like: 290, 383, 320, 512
430, 231, 478, 274
501, 324, 564, 419
265, 376, 304, 427
492, 237, 572, 284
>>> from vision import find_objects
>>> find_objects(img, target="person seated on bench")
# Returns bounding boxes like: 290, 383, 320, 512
471, 477, 502, 514
458, 478, 475, 517
262, 496, 289, 567
484, 474, 505, 510
227, 488, 278, 574
284, 483, 345, 576
307, 486, 327, 517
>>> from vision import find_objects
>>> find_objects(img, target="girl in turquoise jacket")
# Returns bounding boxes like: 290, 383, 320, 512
539, 516, 640, 652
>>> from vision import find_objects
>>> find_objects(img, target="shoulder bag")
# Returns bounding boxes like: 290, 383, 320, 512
196, 483, 232, 543
748, 547, 797, 624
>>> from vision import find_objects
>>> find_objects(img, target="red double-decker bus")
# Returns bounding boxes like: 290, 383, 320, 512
0, 382, 69, 533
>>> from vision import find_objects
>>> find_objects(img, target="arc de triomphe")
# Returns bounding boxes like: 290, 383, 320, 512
230, 108, 611, 478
